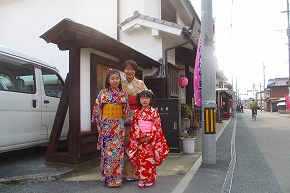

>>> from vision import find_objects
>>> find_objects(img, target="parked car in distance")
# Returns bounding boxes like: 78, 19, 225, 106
0, 45, 69, 153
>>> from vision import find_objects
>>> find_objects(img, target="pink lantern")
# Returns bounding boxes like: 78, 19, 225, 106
222, 101, 226, 106
178, 75, 188, 88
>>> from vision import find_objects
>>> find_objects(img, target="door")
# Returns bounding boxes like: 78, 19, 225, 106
155, 98, 182, 153
95, 64, 111, 94
0, 57, 41, 152
40, 68, 68, 140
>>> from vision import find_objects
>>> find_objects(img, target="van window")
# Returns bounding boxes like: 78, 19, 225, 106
0, 59, 35, 94
0, 75, 9, 90
42, 69, 64, 98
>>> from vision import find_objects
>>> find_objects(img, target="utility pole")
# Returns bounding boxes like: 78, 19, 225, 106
237, 88, 239, 104
263, 63, 265, 109
236, 78, 237, 105
287, 0, 290, 105
282, 0, 290, 112
253, 83, 255, 99
201, 0, 216, 164
283, 0, 290, 96
260, 83, 262, 106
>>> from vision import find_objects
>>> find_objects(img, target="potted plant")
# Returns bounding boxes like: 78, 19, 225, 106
181, 126, 196, 154
181, 104, 193, 118
181, 130, 190, 138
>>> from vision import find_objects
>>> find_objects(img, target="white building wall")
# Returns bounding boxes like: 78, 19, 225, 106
0, 0, 118, 79
162, 39, 176, 65
118, 0, 162, 61
0, 0, 194, 79
119, 0, 160, 19
119, 28, 163, 62
80, 48, 91, 132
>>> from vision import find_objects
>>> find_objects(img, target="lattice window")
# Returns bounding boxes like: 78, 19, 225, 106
168, 63, 179, 97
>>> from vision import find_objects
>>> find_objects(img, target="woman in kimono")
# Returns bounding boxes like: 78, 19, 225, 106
126, 90, 169, 188
121, 59, 148, 181
91, 69, 130, 188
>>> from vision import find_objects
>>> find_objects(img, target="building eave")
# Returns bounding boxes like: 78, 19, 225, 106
40, 18, 161, 69
119, 11, 196, 49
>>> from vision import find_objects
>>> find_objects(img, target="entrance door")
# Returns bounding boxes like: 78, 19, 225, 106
155, 98, 182, 153
96, 64, 109, 93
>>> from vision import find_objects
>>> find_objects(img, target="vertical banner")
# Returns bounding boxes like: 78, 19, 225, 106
285, 94, 290, 110
194, 34, 202, 107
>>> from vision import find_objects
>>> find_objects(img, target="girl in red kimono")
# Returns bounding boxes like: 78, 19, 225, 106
126, 90, 169, 188
91, 69, 130, 188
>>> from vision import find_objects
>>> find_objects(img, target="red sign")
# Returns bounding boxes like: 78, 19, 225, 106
285, 94, 290, 110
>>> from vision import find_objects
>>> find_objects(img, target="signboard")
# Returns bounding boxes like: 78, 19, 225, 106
286, 94, 290, 110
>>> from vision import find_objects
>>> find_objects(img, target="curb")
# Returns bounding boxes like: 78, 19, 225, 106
0, 158, 100, 184
0, 168, 75, 184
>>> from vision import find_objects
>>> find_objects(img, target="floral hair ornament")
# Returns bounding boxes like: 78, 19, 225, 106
107, 68, 113, 74
138, 89, 153, 94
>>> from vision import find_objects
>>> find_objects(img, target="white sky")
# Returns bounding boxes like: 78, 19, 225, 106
191, 0, 289, 98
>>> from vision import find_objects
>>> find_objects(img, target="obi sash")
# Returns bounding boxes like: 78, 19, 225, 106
128, 96, 138, 110
102, 104, 122, 118
138, 120, 153, 133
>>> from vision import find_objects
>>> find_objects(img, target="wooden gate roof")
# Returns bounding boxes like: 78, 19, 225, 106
40, 18, 160, 69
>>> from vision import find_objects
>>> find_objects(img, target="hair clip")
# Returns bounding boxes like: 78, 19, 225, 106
138, 90, 144, 94
107, 68, 113, 74
138, 89, 153, 94
148, 89, 153, 94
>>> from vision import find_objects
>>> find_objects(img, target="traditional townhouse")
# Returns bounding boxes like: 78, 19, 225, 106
0, 0, 202, 162
0, 0, 202, 103
265, 78, 289, 113
0, 0, 230, 162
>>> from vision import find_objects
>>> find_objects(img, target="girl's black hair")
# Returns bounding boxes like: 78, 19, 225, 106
136, 90, 156, 107
104, 69, 122, 90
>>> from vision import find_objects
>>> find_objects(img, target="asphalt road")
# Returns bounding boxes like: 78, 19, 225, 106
1, 109, 289, 193
184, 109, 289, 193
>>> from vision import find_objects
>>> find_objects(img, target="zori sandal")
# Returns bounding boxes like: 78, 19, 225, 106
138, 181, 145, 188
126, 177, 137, 181
144, 182, 154, 188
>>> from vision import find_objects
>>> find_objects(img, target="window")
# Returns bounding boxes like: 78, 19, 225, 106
0, 75, 9, 91
168, 63, 179, 97
0, 57, 35, 94
42, 69, 64, 98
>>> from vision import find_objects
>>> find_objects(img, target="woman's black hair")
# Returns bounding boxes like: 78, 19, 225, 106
136, 90, 156, 107
104, 69, 122, 90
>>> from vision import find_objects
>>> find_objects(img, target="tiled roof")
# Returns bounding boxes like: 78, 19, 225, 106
118, 11, 190, 31
268, 77, 289, 87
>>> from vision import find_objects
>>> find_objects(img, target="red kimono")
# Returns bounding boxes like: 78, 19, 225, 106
126, 106, 169, 183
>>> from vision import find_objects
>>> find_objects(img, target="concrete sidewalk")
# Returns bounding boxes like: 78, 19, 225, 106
0, 119, 229, 192
62, 119, 228, 182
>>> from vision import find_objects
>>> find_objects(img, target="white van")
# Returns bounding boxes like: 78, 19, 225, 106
0, 45, 69, 153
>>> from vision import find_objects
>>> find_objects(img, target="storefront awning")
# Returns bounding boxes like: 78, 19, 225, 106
216, 88, 232, 99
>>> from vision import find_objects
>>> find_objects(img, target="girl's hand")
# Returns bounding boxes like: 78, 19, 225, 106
138, 137, 149, 143
96, 125, 101, 133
